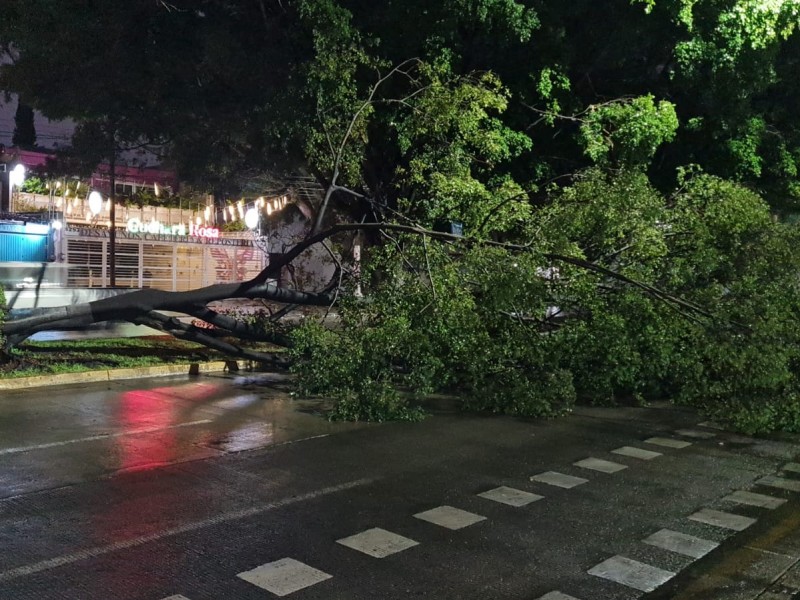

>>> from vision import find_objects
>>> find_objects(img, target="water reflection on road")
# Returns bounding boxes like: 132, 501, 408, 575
0, 373, 368, 498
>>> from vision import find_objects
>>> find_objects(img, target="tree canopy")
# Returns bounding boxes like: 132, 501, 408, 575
2, 1, 800, 432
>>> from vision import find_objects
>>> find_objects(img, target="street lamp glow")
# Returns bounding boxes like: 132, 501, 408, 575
9, 164, 25, 188
244, 207, 259, 229
88, 191, 103, 216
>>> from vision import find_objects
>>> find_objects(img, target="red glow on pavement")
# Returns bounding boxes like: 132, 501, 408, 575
114, 382, 221, 472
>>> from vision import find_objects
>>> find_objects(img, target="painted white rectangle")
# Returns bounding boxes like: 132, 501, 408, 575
612, 446, 662, 460
675, 429, 717, 439
161, 596, 191, 600
698, 421, 724, 430
237, 558, 332, 597
758, 475, 800, 492
588, 555, 675, 593
645, 437, 692, 449
643, 528, 719, 559
573, 458, 627, 474
336, 528, 418, 558
688, 508, 756, 531
414, 505, 486, 530
536, 592, 581, 600
478, 486, 544, 507
530, 471, 589, 489
723, 490, 787, 509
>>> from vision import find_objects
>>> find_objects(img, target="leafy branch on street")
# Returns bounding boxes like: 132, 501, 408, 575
3, 0, 800, 432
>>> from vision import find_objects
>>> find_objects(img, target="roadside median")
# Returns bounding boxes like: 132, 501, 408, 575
0, 360, 253, 391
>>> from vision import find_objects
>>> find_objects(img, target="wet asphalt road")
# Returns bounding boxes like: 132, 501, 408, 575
1, 373, 800, 599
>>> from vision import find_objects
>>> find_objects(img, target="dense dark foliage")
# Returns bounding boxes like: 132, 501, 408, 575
2, 1, 800, 431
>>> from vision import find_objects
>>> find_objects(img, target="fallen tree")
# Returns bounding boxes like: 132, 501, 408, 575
3, 3, 800, 433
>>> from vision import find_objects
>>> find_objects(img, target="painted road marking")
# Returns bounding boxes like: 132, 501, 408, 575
161, 596, 191, 600
530, 471, 588, 488
782, 462, 800, 474
645, 437, 692, 449
643, 528, 719, 559
723, 490, 787, 509
536, 592, 582, 600
675, 429, 717, 439
237, 558, 332, 597
573, 458, 627, 474
588, 555, 675, 593
611, 446, 662, 460
688, 508, 756, 531
478, 486, 544, 507
336, 528, 418, 558
413, 505, 486, 530
0, 420, 214, 456
0, 478, 374, 583
758, 475, 800, 492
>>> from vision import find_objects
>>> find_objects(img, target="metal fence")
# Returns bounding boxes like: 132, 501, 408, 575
62, 227, 266, 291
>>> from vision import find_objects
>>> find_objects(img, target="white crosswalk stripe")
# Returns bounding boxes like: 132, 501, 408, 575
478, 486, 544, 507
675, 429, 717, 439
612, 446, 662, 460
688, 508, 756, 531
336, 528, 419, 558
237, 558, 332, 597
414, 505, 486, 530
723, 490, 787, 509
573, 457, 627, 473
530, 471, 589, 488
643, 528, 719, 558
536, 591, 582, 600
645, 437, 692, 449
758, 475, 800, 492
588, 555, 675, 592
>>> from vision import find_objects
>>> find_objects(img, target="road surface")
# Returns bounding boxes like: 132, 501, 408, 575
1, 374, 800, 599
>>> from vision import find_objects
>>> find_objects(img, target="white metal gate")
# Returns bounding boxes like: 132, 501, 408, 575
62, 227, 266, 290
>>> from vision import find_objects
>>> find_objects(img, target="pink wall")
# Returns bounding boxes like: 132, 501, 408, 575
0, 147, 178, 191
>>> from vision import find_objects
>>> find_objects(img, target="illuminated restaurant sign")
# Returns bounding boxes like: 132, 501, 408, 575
126, 218, 220, 239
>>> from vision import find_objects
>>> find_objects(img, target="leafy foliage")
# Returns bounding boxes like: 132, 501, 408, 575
579, 96, 679, 168
4, 0, 800, 433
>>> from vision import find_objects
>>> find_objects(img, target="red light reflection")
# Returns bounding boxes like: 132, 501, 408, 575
115, 382, 222, 472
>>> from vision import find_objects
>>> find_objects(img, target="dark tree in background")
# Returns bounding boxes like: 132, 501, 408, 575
11, 100, 35, 149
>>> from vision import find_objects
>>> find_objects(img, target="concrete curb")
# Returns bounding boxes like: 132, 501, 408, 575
0, 360, 252, 391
